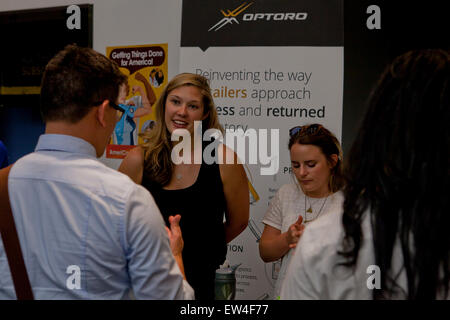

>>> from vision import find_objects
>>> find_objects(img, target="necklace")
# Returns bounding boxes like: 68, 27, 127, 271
305, 196, 321, 213
304, 194, 329, 223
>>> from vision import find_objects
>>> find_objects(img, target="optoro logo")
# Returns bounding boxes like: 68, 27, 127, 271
208, 2, 308, 32
208, 2, 253, 32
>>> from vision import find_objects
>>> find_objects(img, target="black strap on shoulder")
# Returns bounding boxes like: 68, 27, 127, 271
0, 165, 34, 300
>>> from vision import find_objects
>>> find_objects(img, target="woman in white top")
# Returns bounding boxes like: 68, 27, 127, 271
281, 49, 450, 300
259, 124, 345, 299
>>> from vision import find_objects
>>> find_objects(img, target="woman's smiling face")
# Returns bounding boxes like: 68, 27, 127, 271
164, 85, 208, 136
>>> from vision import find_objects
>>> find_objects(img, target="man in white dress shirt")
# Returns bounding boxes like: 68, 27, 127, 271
0, 45, 193, 299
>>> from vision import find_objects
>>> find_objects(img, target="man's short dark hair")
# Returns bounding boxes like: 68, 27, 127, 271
40, 44, 127, 123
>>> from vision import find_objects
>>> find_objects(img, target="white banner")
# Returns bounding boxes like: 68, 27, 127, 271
180, 0, 343, 299
180, 46, 343, 299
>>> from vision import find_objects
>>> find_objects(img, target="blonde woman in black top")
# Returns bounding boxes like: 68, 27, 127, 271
119, 73, 249, 300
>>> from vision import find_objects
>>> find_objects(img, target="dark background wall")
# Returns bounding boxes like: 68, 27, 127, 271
0, 95, 43, 162
342, 0, 448, 155
0, 5, 92, 163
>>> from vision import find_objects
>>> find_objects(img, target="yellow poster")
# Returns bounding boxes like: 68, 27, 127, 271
105, 43, 167, 159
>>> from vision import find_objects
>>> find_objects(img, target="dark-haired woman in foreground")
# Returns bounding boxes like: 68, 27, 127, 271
281, 49, 450, 299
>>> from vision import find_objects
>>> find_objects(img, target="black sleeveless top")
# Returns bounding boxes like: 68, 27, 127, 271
142, 156, 227, 300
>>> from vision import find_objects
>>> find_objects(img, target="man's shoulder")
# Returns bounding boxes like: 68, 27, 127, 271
11, 151, 139, 199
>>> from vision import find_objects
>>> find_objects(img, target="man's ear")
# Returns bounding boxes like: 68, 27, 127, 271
96, 100, 109, 128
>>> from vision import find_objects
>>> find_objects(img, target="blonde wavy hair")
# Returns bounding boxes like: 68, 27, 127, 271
140, 73, 223, 185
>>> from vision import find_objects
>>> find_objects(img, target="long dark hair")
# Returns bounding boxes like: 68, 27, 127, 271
340, 49, 450, 299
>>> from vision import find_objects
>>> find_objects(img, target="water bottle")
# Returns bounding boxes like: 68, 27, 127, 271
214, 263, 241, 300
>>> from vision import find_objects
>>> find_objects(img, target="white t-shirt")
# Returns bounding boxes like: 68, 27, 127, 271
281, 207, 450, 300
280, 207, 374, 300
262, 183, 344, 299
